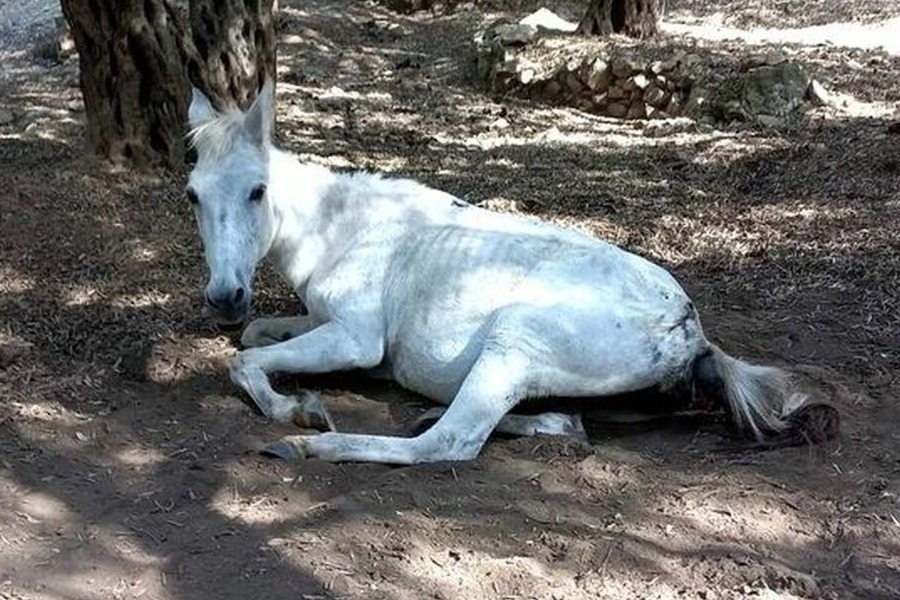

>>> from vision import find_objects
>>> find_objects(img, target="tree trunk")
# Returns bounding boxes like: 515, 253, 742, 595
60, 0, 195, 169
190, 0, 277, 110
60, 0, 277, 170
578, 0, 663, 39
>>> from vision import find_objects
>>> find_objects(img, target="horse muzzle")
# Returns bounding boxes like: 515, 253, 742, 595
204, 284, 250, 328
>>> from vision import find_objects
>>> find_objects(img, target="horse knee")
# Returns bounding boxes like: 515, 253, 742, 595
229, 350, 259, 385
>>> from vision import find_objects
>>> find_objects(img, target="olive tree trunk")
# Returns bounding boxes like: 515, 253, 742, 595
578, 0, 664, 39
60, 0, 277, 170
60, 0, 195, 169
190, 0, 277, 110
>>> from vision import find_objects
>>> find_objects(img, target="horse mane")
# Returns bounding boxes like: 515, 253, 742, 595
187, 107, 246, 160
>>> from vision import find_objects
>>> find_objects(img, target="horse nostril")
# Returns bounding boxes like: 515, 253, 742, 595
234, 287, 245, 304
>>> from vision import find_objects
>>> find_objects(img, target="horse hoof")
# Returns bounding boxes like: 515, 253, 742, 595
261, 438, 307, 461
293, 393, 336, 432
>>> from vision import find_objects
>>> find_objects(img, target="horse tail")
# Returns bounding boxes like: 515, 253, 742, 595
692, 344, 810, 441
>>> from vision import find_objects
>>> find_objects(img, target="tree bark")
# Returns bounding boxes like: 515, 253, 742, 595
578, 0, 663, 39
190, 0, 277, 110
60, 0, 277, 170
60, 0, 195, 169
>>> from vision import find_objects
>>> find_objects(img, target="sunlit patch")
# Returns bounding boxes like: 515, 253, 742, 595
208, 458, 321, 526
662, 16, 900, 56
114, 446, 166, 468
694, 136, 788, 167
0, 265, 35, 293
63, 284, 102, 307
144, 335, 234, 384
15, 491, 73, 523
129, 246, 159, 263
36, 535, 166, 600
9, 400, 65, 423
109, 291, 171, 309
210, 490, 321, 526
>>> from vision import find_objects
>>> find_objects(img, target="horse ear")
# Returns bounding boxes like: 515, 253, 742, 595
188, 86, 216, 129
244, 78, 274, 147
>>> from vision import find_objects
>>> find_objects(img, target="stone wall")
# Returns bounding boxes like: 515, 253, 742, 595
476, 21, 695, 119
475, 19, 822, 125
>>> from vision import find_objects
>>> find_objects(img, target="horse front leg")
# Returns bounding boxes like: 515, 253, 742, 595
240, 316, 314, 348
229, 321, 383, 429
262, 348, 532, 464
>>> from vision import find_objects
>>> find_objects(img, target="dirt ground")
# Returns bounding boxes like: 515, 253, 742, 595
1, 0, 900, 598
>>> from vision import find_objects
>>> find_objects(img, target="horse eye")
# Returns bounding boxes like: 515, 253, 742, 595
248, 184, 266, 203
186, 188, 199, 205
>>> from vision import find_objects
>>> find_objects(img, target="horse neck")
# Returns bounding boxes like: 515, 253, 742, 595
266, 150, 348, 293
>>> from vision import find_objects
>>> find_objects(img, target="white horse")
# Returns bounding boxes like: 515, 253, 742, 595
185, 82, 829, 464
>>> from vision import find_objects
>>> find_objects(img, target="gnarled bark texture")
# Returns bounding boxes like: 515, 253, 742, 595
578, 0, 663, 39
60, 0, 195, 169
190, 0, 277, 110
60, 0, 276, 170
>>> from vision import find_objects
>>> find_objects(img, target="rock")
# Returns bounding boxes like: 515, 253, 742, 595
493, 23, 538, 46
592, 92, 609, 107
632, 73, 650, 89
518, 67, 535, 85
756, 114, 783, 128
489, 117, 510, 130
650, 59, 678, 75
382, 0, 437, 13
585, 59, 610, 91
684, 86, 710, 114
740, 50, 788, 71
0, 109, 15, 125
606, 102, 628, 118
543, 80, 562, 97
607, 85, 626, 100
611, 56, 638, 78
720, 99, 745, 120
667, 95, 683, 116
807, 79, 831, 106
741, 61, 810, 118
490, 60, 519, 91
682, 54, 702, 70
626, 101, 647, 119
644, 84, 668, 107
519, 8, 578, 32
565, 72, 584, 95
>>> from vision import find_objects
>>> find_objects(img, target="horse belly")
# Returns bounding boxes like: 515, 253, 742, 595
386, 302, 500, 404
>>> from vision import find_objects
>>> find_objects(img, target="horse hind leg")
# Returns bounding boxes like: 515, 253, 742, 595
409, 407, 586, 441
262, 344, 535, 463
